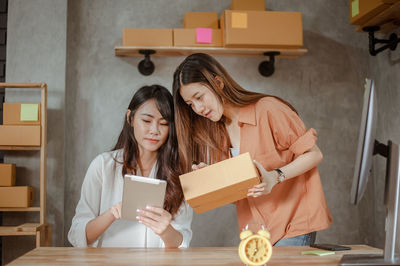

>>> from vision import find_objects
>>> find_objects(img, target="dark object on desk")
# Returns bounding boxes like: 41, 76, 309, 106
310, 243, 351, 251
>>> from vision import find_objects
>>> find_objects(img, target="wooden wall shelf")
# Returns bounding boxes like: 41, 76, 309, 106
350, 1, 400, 56
115, 46, 308, 58
114, 46, 308, 77
356, 1, 400, 33
0, 146, 41, 151
0, 223, 46, 236
0, 207, 41, 212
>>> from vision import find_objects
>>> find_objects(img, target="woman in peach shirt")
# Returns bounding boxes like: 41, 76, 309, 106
172, 53, 332, 246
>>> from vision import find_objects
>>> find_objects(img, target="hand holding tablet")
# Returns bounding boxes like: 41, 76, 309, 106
121, 174, 167, 220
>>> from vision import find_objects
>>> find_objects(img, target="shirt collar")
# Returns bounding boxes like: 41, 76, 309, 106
238, 103, 257, 126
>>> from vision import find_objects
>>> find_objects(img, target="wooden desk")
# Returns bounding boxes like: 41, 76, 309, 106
9, 245, 382, 265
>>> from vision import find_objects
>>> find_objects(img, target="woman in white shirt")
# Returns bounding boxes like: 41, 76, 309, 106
68, 85, 193, 248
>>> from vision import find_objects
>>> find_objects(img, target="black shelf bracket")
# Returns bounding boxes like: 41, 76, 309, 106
138, 49, 156, 76
374, 139, 389, 158
136, 50, 285, 77
363, 26, 400, 56
258, 51, 280, 77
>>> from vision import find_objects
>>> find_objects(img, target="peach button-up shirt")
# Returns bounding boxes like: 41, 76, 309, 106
236, 97, 332, 245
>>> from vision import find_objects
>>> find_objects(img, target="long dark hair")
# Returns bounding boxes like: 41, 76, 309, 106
173, 53, 297, 173
113, 85, 183, 215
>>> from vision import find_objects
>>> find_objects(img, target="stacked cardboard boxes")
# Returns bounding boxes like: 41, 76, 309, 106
0, 163, 33, 207
121, 0, 304, 50
0, 102, 37, 207
220, 0, 303, 49
0, 103, 41, 146
175, 12, 222, 47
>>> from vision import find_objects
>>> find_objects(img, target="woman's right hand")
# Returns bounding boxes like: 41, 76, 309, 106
86, 201, 122, 245
247, 160, 277, 197
109, 202, 122, 221
192, 162, 208, 171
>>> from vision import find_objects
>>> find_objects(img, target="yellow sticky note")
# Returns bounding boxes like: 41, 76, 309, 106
351, 0, 359, 17
20, 104, 39, 121
302, 250, 335, 256
231, 12, 247, 29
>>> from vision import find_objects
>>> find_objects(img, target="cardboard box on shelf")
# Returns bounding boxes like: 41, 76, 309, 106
0, 164, 16, 187
183, 12, 219, 29
220, 10, 303, 48
230, 0, 265, 11
0, 125, 41, 146
356, 1, 400, 33
3, 103, 41, 125
349, 0, 391, 25
122, 28, 173, 46
179, 152, 260, 214
174, 28, 222, 47
0, 186, 33, 207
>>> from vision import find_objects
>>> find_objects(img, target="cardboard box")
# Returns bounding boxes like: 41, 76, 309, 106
3, 103, 41, 125
122, 29, 173, 46
220, 10, 303, 48
0, 125, 41, 146
0, 164, 16, 186
230, 0, 265, 11
174, 28, 222, 47
179, 152, 260, 214
183, 12, 219, 29
356, 1, 400, 32
0, 186, 33, 207
350, 0, 391, 25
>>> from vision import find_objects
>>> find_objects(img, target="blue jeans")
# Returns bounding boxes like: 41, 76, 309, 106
274, 232, 316, 246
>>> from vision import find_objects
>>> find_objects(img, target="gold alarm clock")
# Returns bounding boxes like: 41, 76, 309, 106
238, 225, 273, 266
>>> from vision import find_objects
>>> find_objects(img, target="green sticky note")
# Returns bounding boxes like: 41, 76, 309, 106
231, 12, 247, 29
20, 104, 39, 121
351, 0, 359, 17
302, 250, 335, 256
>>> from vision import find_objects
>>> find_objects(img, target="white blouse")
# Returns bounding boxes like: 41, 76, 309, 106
68, 149, 193, 248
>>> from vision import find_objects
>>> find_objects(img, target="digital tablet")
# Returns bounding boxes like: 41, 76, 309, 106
121, 174, 167, 220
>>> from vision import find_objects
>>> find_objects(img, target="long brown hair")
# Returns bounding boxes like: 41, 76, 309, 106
113, 85, 183, 215
172, 53, 297, 173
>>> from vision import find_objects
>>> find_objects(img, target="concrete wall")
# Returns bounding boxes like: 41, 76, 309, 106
4, 0, 399, 263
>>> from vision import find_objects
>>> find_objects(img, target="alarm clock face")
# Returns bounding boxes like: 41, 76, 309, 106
241, 235, 272, 265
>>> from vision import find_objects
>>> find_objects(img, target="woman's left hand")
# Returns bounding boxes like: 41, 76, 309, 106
136, 206, 172, 236
247, 160, 278, 197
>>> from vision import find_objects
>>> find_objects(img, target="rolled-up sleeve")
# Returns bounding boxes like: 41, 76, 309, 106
166, 202, 193, 248
267, 101, 317, 157
68, 155, 103, 247
289, 128, 317, 156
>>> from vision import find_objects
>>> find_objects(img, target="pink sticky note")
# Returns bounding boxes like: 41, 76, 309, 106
196, 28, 212, 43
